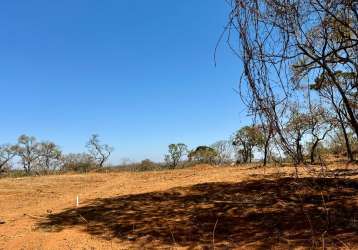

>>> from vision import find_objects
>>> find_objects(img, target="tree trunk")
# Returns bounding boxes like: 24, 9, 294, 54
336, 112, 354, 161
242, 144, 249, 163
99, 158, 105, 168
341, 123, 354, 161
263, 134, 271, 166
333, 80, 358, 138
24, 163, 31, 174
310, 139, 319, 164
0, 159, 11, 172
295, 135, 304, 164
249, 148, 252, 163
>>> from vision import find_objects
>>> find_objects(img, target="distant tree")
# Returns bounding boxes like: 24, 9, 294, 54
14, 135, 41, 173
164, 143, 188, 169
256, 123, 274, 166
136, 159, 160, 171
38, 142, 62, 173
86, 134, 113, 168
285, 106, 311, 164
307, 106, 334, 164
61, 153, 95, 172
328, 130, 358, 160
211, 140, 233, 164
120, 157, 131, 166
188, 146, 218, 164
0, 144, 16, 173
233, 126, 264, 163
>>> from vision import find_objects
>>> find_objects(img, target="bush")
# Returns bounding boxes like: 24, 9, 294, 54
114, 159, 163, 172
61, 153, 96, 173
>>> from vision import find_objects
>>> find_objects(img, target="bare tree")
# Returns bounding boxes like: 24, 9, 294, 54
257, 123, 274, 166
86, 134, 113, 168
38, 142, 62, 173
223, 0, 358, 163
0, 144, 16, 173
307, 105, 334, 163
14, 135, 41, 174
211, 140, 234, 164
285, 105, 311, 164
164, 143, 188, 169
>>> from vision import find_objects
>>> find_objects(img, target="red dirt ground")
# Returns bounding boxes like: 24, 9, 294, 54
0, 163, 358, 249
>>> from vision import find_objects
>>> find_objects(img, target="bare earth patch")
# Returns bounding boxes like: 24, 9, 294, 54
0, 163, 357, 249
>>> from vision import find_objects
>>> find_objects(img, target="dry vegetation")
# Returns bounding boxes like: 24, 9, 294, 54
0, 162, 358, 249
0, 1, 357, 249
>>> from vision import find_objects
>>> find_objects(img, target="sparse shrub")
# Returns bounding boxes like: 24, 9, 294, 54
114, 159, 163, 172
61, 153, 96, 173
136, 159, 161, 171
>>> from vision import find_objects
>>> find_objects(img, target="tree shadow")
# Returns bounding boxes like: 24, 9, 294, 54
325, 168, 358, 178
37, 178, 358, 249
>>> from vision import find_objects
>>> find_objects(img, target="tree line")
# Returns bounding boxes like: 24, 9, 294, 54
0, 134, 113, 175
1, 118, 355, 175
164, 120, 357, 169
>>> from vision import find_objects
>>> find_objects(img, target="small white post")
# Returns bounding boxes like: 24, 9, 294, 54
76, 195, 79, 207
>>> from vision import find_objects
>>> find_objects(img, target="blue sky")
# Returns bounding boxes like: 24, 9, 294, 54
0, 0, 248, 163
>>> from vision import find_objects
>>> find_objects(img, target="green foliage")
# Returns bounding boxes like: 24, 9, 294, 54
311, 71, 357, 91
134, 159, 162, 172
188, 146, 217, 164
164, 143, 188, 168
233, 126, 264, 163
38, 142, 62, 173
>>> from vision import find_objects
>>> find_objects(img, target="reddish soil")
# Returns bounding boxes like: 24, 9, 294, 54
0, 163, 358, 249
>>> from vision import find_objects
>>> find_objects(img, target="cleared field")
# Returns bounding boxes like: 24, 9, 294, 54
0, 163, 357, 249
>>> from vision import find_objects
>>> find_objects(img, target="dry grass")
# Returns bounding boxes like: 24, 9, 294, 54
0, 162, 357, 249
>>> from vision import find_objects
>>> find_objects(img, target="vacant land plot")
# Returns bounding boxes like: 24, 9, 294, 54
0, 163, 358, 249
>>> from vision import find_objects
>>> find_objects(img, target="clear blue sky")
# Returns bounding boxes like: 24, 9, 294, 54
0, 0, 248, 163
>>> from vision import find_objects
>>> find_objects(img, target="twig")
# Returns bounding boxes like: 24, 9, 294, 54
169, 228, 176, 246
212, 200, 270, 206
320, 192, 330, 228
334, 237, 351, 250
321, 231, 327, 250
212, 217, 219, 249
76, 212, 88, 224
23, 213, 46, 220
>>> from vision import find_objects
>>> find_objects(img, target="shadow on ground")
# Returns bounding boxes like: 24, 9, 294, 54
326, 168, 358, 177
37, 178, 358, 249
